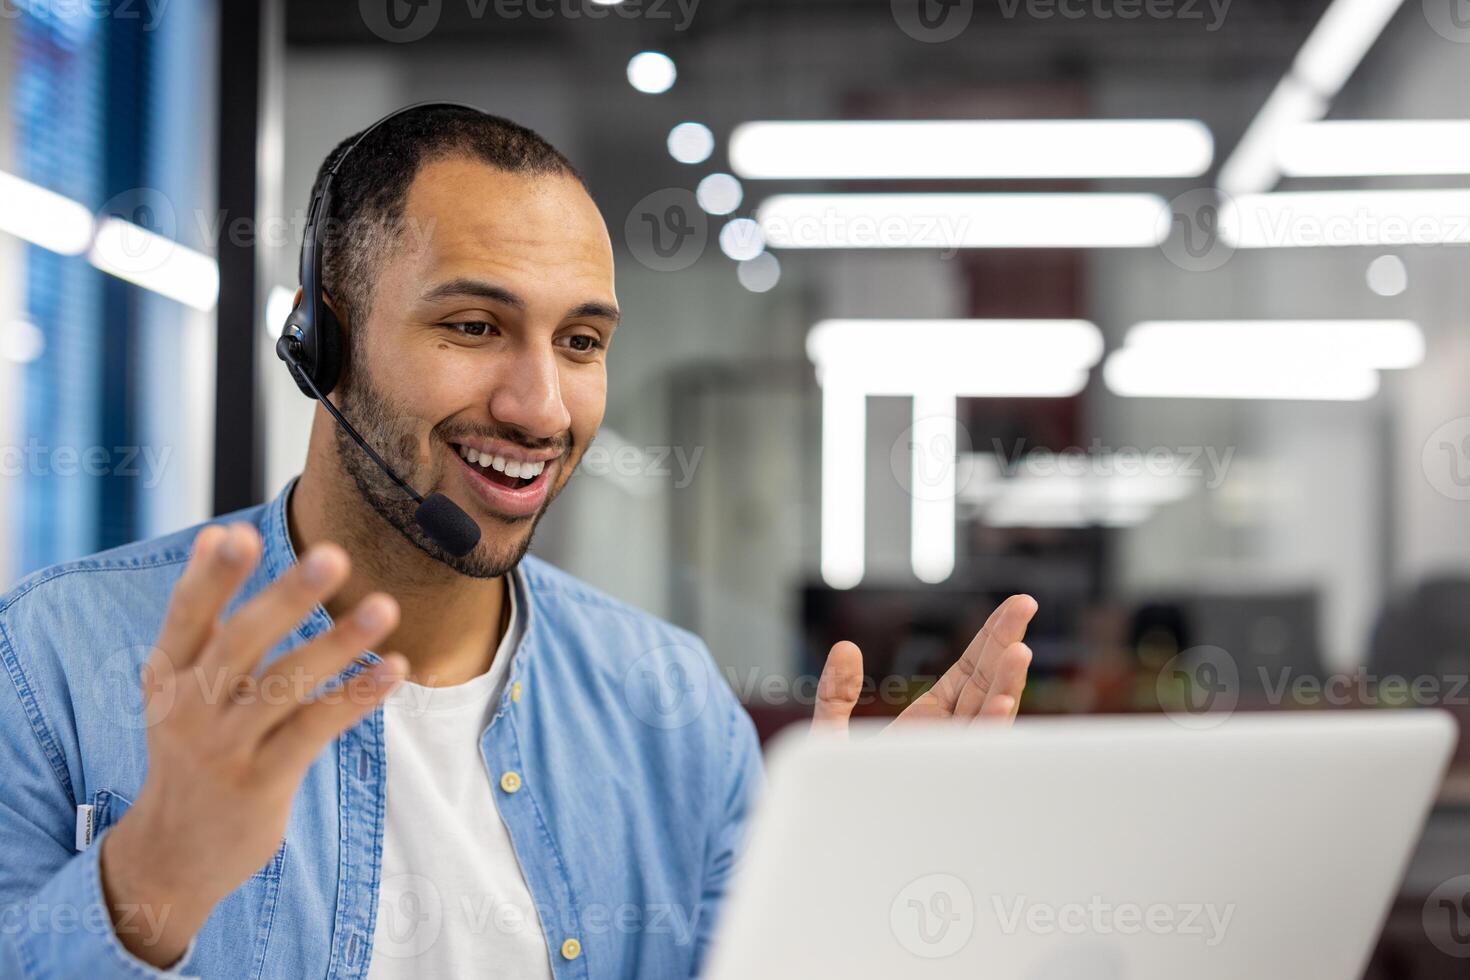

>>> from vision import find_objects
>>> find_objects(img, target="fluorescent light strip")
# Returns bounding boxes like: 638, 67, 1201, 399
959, 452, 1198, 529
1104, 318, 1422, 401
0, 170, 94, 256
89, 217, 220, 312
1104, 348, 1381, 400
1278, 121, 1470, 176
810, 319, 1103, 589
1292, 0, 1405, 94
1123, 319, 1424, 369
759, 194, 1169, 250
1217, 0, 1405, 195
910, 393, 957, 585
730, 120, 1213, 180
0, 170, 221, 309
1221, 189, 1470, 248
808, 319, 1104, 396
1218, 77, 1327, 197
820, 381, 866, 590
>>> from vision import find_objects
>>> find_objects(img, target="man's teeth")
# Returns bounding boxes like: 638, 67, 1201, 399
458, 445, 547, 479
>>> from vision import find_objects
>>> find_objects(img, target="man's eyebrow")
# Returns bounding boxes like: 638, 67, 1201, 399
566, 301, 621, 327
419, 279, 619, 326
419, 278, 526, 309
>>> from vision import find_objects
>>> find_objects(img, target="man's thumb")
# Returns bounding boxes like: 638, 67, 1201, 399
811, 640, 864, 736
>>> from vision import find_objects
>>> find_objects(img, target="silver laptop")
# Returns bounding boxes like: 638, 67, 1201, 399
703, 712, 1457, 980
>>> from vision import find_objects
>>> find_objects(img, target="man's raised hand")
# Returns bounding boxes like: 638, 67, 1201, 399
99, 523, 406, 967
811, 594, 1037, 735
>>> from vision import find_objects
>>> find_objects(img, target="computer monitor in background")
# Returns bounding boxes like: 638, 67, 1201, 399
1182, 590, 1326, 694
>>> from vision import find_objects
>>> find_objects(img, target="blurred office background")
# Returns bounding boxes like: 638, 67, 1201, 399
4, 0, 1470, 972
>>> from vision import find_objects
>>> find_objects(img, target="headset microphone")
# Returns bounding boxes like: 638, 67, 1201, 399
276, 102, 483, 559
275, 335, 481, 557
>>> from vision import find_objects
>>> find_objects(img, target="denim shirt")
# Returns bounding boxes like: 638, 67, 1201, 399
0, 481, 763, 979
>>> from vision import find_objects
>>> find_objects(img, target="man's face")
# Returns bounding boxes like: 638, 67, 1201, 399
333, 156, 617, 577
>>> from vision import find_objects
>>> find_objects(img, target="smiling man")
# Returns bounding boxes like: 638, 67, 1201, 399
0, 104, 1036, 979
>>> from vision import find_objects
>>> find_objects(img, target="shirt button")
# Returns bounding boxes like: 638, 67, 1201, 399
511, 681, 522, 703
560, 937, 582, 960
499, 771, 522, 794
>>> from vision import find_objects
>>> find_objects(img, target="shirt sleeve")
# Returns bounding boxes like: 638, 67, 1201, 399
0, 625, 199, 979
690, 694, 764, 975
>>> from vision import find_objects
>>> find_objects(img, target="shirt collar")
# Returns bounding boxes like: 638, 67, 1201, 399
260, 477, 301, 587
257, 475, 534, 669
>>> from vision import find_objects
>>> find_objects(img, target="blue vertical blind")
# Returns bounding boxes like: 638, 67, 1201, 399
8, 2, 213, 578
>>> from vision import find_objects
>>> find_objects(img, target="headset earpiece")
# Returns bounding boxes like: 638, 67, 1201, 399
314, 296, 345, 395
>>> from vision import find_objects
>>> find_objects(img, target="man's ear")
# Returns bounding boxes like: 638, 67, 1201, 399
290, 286, 303, 310
321, 290, 349, 328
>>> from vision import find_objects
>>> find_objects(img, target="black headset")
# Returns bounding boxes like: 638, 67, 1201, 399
277, 100, 482, 397
274, 101, 485, 558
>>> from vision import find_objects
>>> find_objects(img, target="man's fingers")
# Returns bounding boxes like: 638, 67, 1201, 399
197, 543, 351, 680
153, 523, 262, 673
953, 595, 1037, 717
811, 640, 864, 736
258, 653, 408, 776
230, 593, 401, 741
976, 694, 1016, 723
973, 642, 1031, 725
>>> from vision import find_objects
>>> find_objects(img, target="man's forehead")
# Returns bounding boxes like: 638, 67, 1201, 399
396, 157, 614, 291
405, 157, 606, 244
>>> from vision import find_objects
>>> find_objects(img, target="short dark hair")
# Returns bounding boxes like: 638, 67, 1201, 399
304, 104, 584, 329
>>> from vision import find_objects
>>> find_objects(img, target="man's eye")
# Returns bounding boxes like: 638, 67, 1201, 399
447, 321, 493, 337
565, 334, 604, 353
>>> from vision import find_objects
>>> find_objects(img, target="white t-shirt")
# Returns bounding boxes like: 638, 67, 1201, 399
367, 569, 553, 979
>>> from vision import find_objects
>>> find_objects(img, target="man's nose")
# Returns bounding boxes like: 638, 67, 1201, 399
488, 345, 572, 440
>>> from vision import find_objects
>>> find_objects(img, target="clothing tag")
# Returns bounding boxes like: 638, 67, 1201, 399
75, 804, 96, 852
